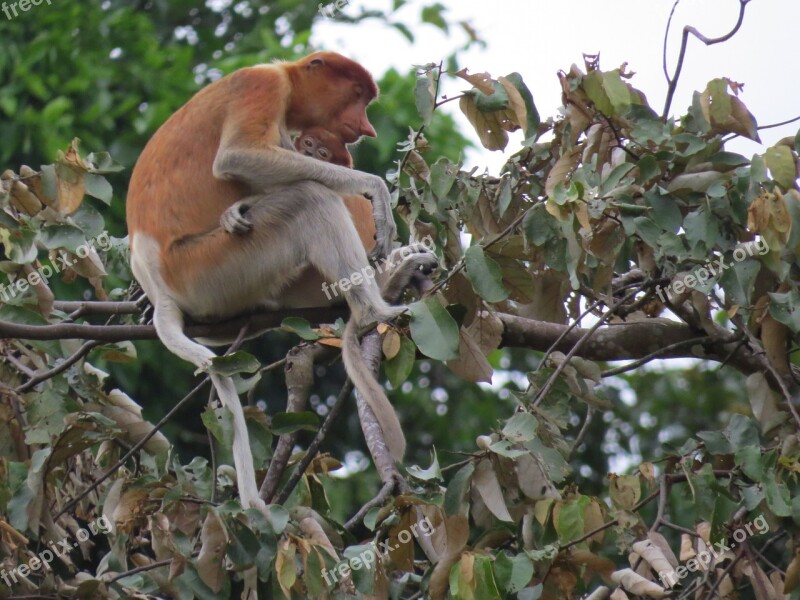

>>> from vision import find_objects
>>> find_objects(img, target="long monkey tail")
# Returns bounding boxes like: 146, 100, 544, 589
342, 318, 406, 461
152, 296, 267, 513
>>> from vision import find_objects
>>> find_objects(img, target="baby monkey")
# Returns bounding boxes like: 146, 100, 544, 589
294, 127, 376, 251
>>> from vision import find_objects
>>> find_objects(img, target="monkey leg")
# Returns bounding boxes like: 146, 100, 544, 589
205, 182, 403, 327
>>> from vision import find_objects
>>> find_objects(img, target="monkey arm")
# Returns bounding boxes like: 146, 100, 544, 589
214, 144, 396, 258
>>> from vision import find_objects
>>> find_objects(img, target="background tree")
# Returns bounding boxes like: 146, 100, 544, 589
1, 1, 798, 599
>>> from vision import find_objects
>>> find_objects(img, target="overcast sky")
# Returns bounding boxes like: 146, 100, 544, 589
314, 0, 800, 172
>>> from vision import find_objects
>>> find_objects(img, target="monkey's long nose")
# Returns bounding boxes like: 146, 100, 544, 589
360, 118, 377, 138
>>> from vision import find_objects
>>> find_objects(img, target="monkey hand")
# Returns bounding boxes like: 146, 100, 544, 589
363, 177, 396, 260
220, 200, 253, 234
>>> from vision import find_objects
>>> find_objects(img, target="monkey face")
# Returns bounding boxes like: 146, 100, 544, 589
295, 127, 353, 168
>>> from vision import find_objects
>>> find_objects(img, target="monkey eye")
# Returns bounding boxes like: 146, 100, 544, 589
309, 58, 324, 67
302, 138, 314, 148
318, 148, 331, 160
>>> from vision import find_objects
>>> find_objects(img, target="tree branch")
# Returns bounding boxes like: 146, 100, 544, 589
260, 344, 328, 503
1, 303, 778, 384
662, 0, 751, 119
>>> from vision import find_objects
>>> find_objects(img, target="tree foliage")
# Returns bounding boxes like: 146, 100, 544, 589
1, 2, 800, 599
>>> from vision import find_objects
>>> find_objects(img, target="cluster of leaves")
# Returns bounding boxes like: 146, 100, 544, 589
348, 57, 800, 598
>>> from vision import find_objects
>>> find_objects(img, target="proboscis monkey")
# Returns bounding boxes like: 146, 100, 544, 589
127, 52, 434, 513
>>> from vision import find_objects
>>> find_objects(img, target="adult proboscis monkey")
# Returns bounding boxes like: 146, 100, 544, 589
127, 52, 434, 513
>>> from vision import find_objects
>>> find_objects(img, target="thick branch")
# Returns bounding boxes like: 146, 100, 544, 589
0, 305, 776, 380
259, 344, 328, 502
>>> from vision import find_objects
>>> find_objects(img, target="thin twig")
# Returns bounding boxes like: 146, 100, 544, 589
569, 406, 594, 459
344, 480, 395, 530
560, 488, 660, 550
602, 336, 711, 377
533, 287, 642, 406
16, 340, 101, 393
757, 113, 800, 130
662, 0, 752, 118
275, 380, 354, 505
107, 551, 200, 583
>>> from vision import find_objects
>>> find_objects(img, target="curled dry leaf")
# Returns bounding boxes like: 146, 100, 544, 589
10, 180, 42, 215
584, 586, 611, 600
609, 588, 630, 600
679, 534, 695, 562
632, 539, 677, 585
611, 568, 666, 598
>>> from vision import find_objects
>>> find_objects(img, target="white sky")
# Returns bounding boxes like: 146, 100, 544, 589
314, 0, 800, 173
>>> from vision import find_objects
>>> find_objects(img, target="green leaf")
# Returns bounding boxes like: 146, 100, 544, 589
496, 177, 513, 218
768, 290, 800, 333
414, 74, 435, 127
720, 259, 760, 307
502, 413, 538, 443
524, 203, 557, 246
209, 352, 260, 377
602, 70, 633, 114
792, 495, 800, 526
407, 449, 442, 481
475, 80, 510, 113
725, 414, 760, 450
473, 555, 503, 600
201, 406, 226, 443
555, 498, 585, 544
763, 472, 792, 517
420, 3, 448, 31
384, 335, 416, 387
444, 462, 475, 516
280, 317, 321, 341
518, 584, 544, 600
644, 190, 681, 231
39, 224, 86, 252
465, 245, 509, 303
408, 297, 459, 361
271, 412, 320, 435
599, 163, 634, 196
429, 157, 457, 200
84, 173, 113, 204
583, 71, 613, 115
765, 145, 797, 189
634, 216, 662, 247
502, 72, 540, 139
637, 155, 661, 184
706, 79, 732, 123
735, 446, 763, 482
494, 552, 535, 593
684, 209, 718, 251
